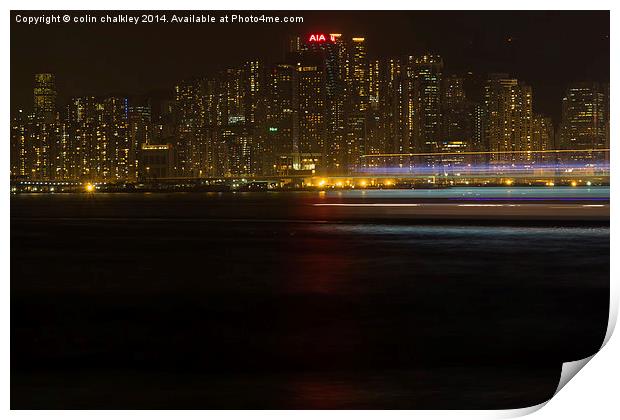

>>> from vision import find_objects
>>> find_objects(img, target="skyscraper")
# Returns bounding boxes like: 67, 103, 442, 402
298, 33, 348, 172
364, 59, 383, 159
66, 96, 130, 181
532, 115, 554, 156
223, 67, 252, 176
202, 77, 229, 177
33, 73, 56, 123
174, 80, 208, 177
67, 96, 97, 179
243, 60, 267, 175
128, 104, 152, 180
558, 82, 609, 152
384, 58, 408, 156
11, 110, 29, 178
297, 63, 326, 167
407, 55, 444, 158
442, 76, 468, 143
440, 75, 478, 164
267, 63, 298, 174
483, 74, 533, 163
344, 37, 370, 171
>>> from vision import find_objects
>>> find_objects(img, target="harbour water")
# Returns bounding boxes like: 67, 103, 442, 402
11, 188, 610, 409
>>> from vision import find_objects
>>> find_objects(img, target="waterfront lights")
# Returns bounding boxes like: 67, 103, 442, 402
571, 181, 578, 187
85, 183, 95, 192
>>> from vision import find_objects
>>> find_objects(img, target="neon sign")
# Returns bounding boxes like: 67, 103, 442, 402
308, 33, 336, 43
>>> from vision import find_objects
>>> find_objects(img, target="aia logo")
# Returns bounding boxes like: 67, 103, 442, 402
308, 34, 336, 43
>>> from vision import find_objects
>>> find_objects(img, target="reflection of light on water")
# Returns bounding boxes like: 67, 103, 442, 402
307, 224, 609, 239
289, 377, 359, 408
320, 186, 610, 199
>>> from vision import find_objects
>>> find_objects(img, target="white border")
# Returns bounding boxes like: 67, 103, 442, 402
2, 1, 616, 418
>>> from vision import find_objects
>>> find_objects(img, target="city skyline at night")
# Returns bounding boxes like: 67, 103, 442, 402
10, 11, 610, 184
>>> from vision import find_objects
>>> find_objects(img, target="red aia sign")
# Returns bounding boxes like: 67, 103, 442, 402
308, 34, 336, 42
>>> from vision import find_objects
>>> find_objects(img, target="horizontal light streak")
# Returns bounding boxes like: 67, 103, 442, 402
359, 163, 610, 175
313, 203, 422, 207
457, 204, 519, 207
455, 197, 609, 201
361, 148, 610, 158
312, 203, 609, 211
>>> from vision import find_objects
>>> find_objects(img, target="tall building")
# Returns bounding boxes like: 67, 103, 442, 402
174, 80, 208, 177
299, 33, 348, 172
558, 82, 609, 153
67, 96, 97, 179
383, 58, 408, 156
46, 114, 71, 180
33, 73, 56, 123
442, 76, 468, 143
26, 121, 51, 180
297, 63, 326, 166
66, 96, 130, 181
99, 97, 130, 180
407, 55, 444, 158
364, 59, 383, 158
441, 76, 479, 165
532, 115, 554, 156
349, 37, 370, 111
202, 77, 230, 177
221, 66, 254, 176
471, 103, 485, 153
10, 110, 29, 178
369, 59, 381, 111
483, 74, 533, 163
222, 125, 252, 176
363, 58, 400, 166
17, 73, 61, 180
128, 104, 152, 180
362, 58, 410, 170
344, 37, 370, 171
243, 60, 267, 175
267, 63, 298, 174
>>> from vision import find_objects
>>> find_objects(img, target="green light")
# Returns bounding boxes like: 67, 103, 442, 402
269, 127, 278, 132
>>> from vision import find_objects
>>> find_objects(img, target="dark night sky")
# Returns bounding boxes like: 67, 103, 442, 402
11, 10, 609, 123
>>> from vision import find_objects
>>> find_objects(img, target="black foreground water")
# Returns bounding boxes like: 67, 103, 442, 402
11, 192, 609, 409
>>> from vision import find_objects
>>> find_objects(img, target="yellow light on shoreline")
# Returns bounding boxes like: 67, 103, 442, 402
85, 183, 95, 192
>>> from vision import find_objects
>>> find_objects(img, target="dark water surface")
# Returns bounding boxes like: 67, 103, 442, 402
11, 191, 609, 409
